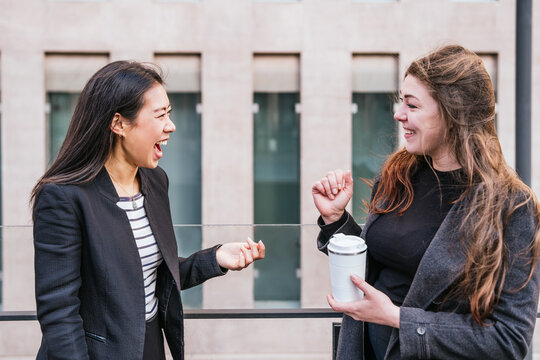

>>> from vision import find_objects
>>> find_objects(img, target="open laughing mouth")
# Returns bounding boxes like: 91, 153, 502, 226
155, 139, 168, 152
154, 139, 168, 159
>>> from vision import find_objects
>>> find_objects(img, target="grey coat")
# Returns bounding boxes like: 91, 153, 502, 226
318, 192, 540, 359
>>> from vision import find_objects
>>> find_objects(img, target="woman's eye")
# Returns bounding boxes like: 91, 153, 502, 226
407, 104, 418, 109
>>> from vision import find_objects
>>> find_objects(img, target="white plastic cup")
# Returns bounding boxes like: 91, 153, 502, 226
327, 233, 367, 302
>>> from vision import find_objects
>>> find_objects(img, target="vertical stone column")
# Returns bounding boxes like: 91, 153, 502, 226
300, 0, 353, 308
200, 0, 254, 309
1, 48, 45, 308
0, 47, 46, 359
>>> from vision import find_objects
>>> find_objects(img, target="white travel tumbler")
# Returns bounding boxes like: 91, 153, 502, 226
327, 233, 367, 302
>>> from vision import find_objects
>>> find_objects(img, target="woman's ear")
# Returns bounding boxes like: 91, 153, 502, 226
110, 114, 124, 137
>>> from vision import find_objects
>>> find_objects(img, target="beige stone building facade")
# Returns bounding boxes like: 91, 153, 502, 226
0, 0, 539, 358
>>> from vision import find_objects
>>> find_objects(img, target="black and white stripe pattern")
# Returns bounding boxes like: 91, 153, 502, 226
116, 193, 163, 321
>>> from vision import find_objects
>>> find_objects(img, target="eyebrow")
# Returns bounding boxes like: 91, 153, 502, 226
403, 94, 420, 101
153, 105, 172, 113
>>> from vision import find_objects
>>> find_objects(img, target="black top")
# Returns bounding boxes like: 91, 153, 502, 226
320, 162, 465, 359
367, 162, 465, 305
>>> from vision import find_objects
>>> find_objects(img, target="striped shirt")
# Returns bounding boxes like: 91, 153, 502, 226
116, 193, 163, 321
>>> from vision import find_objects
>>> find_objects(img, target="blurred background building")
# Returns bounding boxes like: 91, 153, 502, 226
0, 0, 539, 358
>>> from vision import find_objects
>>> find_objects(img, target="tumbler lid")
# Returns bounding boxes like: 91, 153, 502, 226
328, 233, 367, 255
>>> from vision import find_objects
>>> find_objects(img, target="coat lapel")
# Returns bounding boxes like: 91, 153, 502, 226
362, 187, 467, 308
361, 212, 380, 240
384, 200, 469, 358
402, 201, 467, 308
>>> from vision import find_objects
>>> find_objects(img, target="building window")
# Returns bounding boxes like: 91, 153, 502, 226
352, 55, 398, 223
154, 54, 202, 308
45, 54, 109, 163
253, 55, 300, 308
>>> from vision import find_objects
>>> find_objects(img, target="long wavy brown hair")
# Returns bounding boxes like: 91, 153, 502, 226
370, 45, 540, 324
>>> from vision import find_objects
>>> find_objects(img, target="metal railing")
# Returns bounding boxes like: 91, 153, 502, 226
0, 309, 344, 359
0, 309, 344, 322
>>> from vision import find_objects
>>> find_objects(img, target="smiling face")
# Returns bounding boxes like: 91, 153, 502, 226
394, 75, 457, 170
111, 83, 176, 170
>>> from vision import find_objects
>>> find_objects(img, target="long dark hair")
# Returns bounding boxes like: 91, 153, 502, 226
31, 61, 163, 205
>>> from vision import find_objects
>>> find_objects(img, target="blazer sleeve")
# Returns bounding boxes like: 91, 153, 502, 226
33, 184, 89, 360
398, 199, 540, 360
152, 167, 227, 290
178, 245, 227, 290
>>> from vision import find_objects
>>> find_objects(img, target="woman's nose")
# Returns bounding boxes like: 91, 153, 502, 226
165, 118, 176, 133
394, 104, 407, 122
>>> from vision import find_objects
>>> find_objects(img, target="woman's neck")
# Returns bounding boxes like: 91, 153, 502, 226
104, 156, 139, 196
431, 148, 461, 172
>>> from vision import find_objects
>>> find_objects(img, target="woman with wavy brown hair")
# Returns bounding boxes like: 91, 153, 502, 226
312, 44, 540, 359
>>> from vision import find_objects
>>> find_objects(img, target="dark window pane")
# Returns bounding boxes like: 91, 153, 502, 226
254, 92, 300, 307
160, 93, 202, 309
48, 93, 79, 164
352, 93, 397, 223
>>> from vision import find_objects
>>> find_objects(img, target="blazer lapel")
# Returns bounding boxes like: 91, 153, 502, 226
138, 170, 181, 290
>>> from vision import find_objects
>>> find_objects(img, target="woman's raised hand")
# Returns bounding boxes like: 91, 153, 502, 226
216, 237, 266, 271
312, 169, 354, 224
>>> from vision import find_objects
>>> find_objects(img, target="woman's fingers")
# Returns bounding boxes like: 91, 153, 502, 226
312, 169, 351, 199
327, 294, 339, 311
326, 294, 355, 315
342, 170, 354, 198
238, 246, 247, 268
247, 237, 259, 258
312, 181, 327, 196
350, 275, 370, 295
241, 244, 253, 264
326, 171, 339, 195
257, 240, 266, 258
320, 178, 334, 200
334, 169, 344, 190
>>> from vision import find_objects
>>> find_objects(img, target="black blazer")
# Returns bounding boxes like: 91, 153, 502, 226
33, 167, 226, 360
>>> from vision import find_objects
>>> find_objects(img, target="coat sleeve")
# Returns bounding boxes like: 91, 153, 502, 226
316, 177, 378, 255
316, 211, 363, 255
33, 184, 89, 360
398, 199, 540, 360
178, 245, 227, 290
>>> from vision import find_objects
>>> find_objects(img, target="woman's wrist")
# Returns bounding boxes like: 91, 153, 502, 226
321, 211, 345, 225
389, 305, 401, 328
